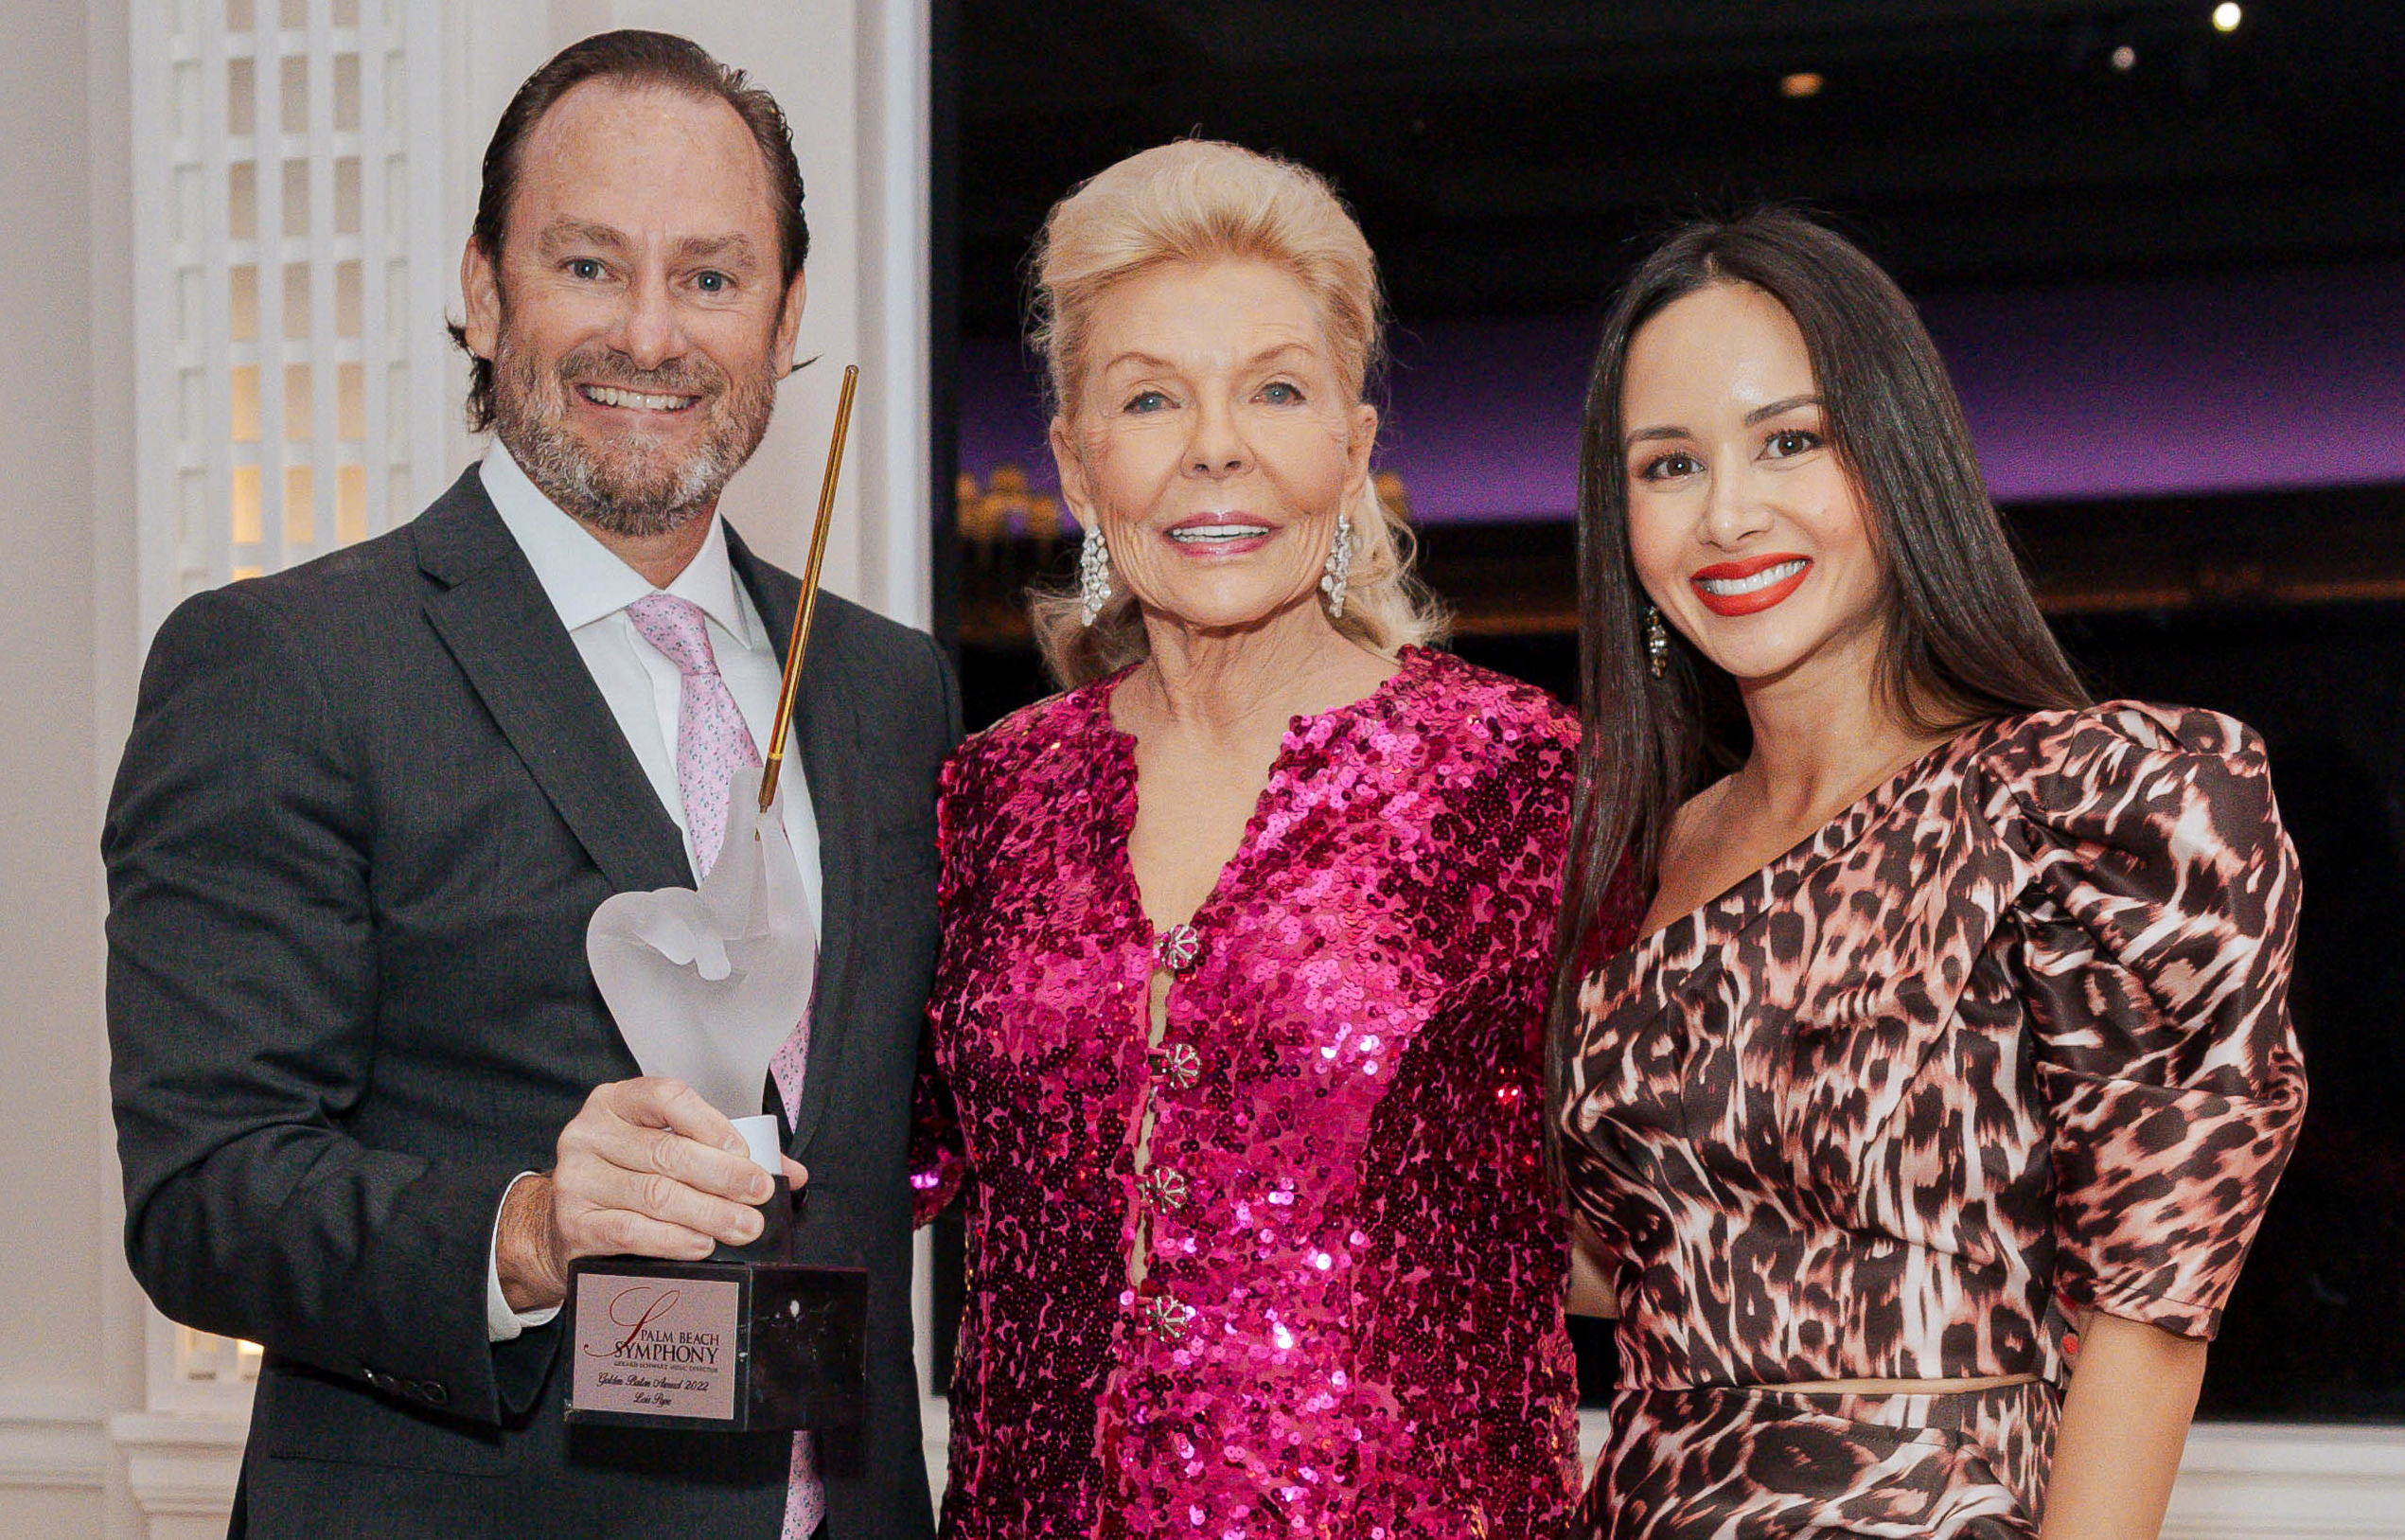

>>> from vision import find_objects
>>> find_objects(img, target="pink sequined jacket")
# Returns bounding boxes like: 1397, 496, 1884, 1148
911, 647, 1593, 1539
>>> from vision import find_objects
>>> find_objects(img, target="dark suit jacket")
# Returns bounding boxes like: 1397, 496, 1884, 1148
106, 468, 954, 1539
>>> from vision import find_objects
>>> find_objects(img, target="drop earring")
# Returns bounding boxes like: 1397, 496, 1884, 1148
1319, 509, 1354, 620
1645, 605, 1670, 678
1079, 523, 1112, 627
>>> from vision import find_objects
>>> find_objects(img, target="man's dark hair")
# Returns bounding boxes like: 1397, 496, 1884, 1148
445, 30, 810, 432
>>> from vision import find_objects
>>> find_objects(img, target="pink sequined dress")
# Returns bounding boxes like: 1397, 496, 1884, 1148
912, 646, 1593, 1539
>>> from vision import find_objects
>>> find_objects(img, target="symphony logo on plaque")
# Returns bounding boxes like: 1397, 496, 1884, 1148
573, 1276, 742, 1420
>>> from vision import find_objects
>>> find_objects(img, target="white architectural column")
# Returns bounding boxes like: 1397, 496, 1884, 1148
0, 0, 118, 1531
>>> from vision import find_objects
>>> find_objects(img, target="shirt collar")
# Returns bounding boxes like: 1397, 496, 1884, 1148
480, 439, 756, 646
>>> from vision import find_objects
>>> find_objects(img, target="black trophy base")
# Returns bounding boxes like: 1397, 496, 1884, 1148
563, 1177, 866, 1432
564, 1256, 866, 1431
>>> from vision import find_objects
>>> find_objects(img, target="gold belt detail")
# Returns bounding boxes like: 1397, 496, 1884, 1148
1758, 1372, 2040, 1395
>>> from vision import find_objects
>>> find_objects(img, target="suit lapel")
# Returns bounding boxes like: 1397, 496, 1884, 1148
415, 469, 693, 897
730, 530, 861, 1156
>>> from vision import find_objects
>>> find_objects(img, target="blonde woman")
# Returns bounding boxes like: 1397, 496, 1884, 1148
905, 141, 1632, 1538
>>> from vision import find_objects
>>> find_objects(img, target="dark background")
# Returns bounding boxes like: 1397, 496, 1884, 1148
928, 0, 2405, 1421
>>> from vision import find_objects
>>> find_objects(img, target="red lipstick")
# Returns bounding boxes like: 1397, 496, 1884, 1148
1689, 552, 1812, 616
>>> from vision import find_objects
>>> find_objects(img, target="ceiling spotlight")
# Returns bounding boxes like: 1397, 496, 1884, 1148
2212, 3, 2242, 31
1780, 71, 1825, 98
2110, 44, 2138, 70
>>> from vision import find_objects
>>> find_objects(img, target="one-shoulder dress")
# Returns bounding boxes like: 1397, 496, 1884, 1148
1558, 702, 2308, 1538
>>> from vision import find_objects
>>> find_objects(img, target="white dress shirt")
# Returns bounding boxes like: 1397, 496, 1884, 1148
478, 440, 822, 1339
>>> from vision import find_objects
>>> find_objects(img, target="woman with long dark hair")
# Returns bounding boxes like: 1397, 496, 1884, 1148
1551, 209, 2307, 1537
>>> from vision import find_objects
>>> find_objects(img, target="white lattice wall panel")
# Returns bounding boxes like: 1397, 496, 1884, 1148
133, 0, 447, 637
125, 0, 449, 1420
136, 1313, 261, 1419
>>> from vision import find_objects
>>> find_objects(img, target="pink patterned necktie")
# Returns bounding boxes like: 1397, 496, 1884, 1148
623, 593, 823, 1538
625, 593, 760, 880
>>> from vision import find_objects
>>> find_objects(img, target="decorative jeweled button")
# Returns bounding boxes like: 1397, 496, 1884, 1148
1149, 1041, 1202, 1091
1138, 1166, 1189, 1213
1155, 923, 1203, 973
1134, 1286, 1196, 1343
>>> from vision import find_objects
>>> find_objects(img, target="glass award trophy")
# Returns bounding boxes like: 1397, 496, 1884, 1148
564, 369, 867, 1434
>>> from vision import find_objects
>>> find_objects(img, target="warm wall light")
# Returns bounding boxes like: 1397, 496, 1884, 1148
2110, 44, 2138, 70
2212, 3, 2242, 32
1780, 71, 1824, 98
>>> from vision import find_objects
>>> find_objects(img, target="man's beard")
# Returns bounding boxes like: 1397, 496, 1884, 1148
491, 330, 779, 540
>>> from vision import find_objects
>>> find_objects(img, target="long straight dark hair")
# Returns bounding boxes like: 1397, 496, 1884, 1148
1546, 208, 2089, 1173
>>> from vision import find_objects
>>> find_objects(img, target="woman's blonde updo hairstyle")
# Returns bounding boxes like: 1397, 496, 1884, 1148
1026, 139, 1446, 686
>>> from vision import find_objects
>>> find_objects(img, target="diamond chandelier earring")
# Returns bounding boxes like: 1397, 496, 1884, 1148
1644, 605, 1670, 678
1079, 523, 1112, 628
1319, 509, 1354, 620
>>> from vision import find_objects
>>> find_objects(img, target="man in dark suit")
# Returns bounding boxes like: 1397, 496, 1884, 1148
105, 32, 946, 1538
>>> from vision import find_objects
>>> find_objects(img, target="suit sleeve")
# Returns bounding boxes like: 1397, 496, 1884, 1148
106, 586, 529, 1423
925, 628, 964, 747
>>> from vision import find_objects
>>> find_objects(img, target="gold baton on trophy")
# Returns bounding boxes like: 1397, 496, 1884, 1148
760, 362, 860, 812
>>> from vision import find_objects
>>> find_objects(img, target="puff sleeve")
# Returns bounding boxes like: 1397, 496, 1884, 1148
1997, 702, 2307, 1340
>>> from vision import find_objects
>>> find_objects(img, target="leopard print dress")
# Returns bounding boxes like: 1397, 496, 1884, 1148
1558, 702, 2308, 1538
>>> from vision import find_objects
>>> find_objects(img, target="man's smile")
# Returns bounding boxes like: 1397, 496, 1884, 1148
577, 382, 701, 413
